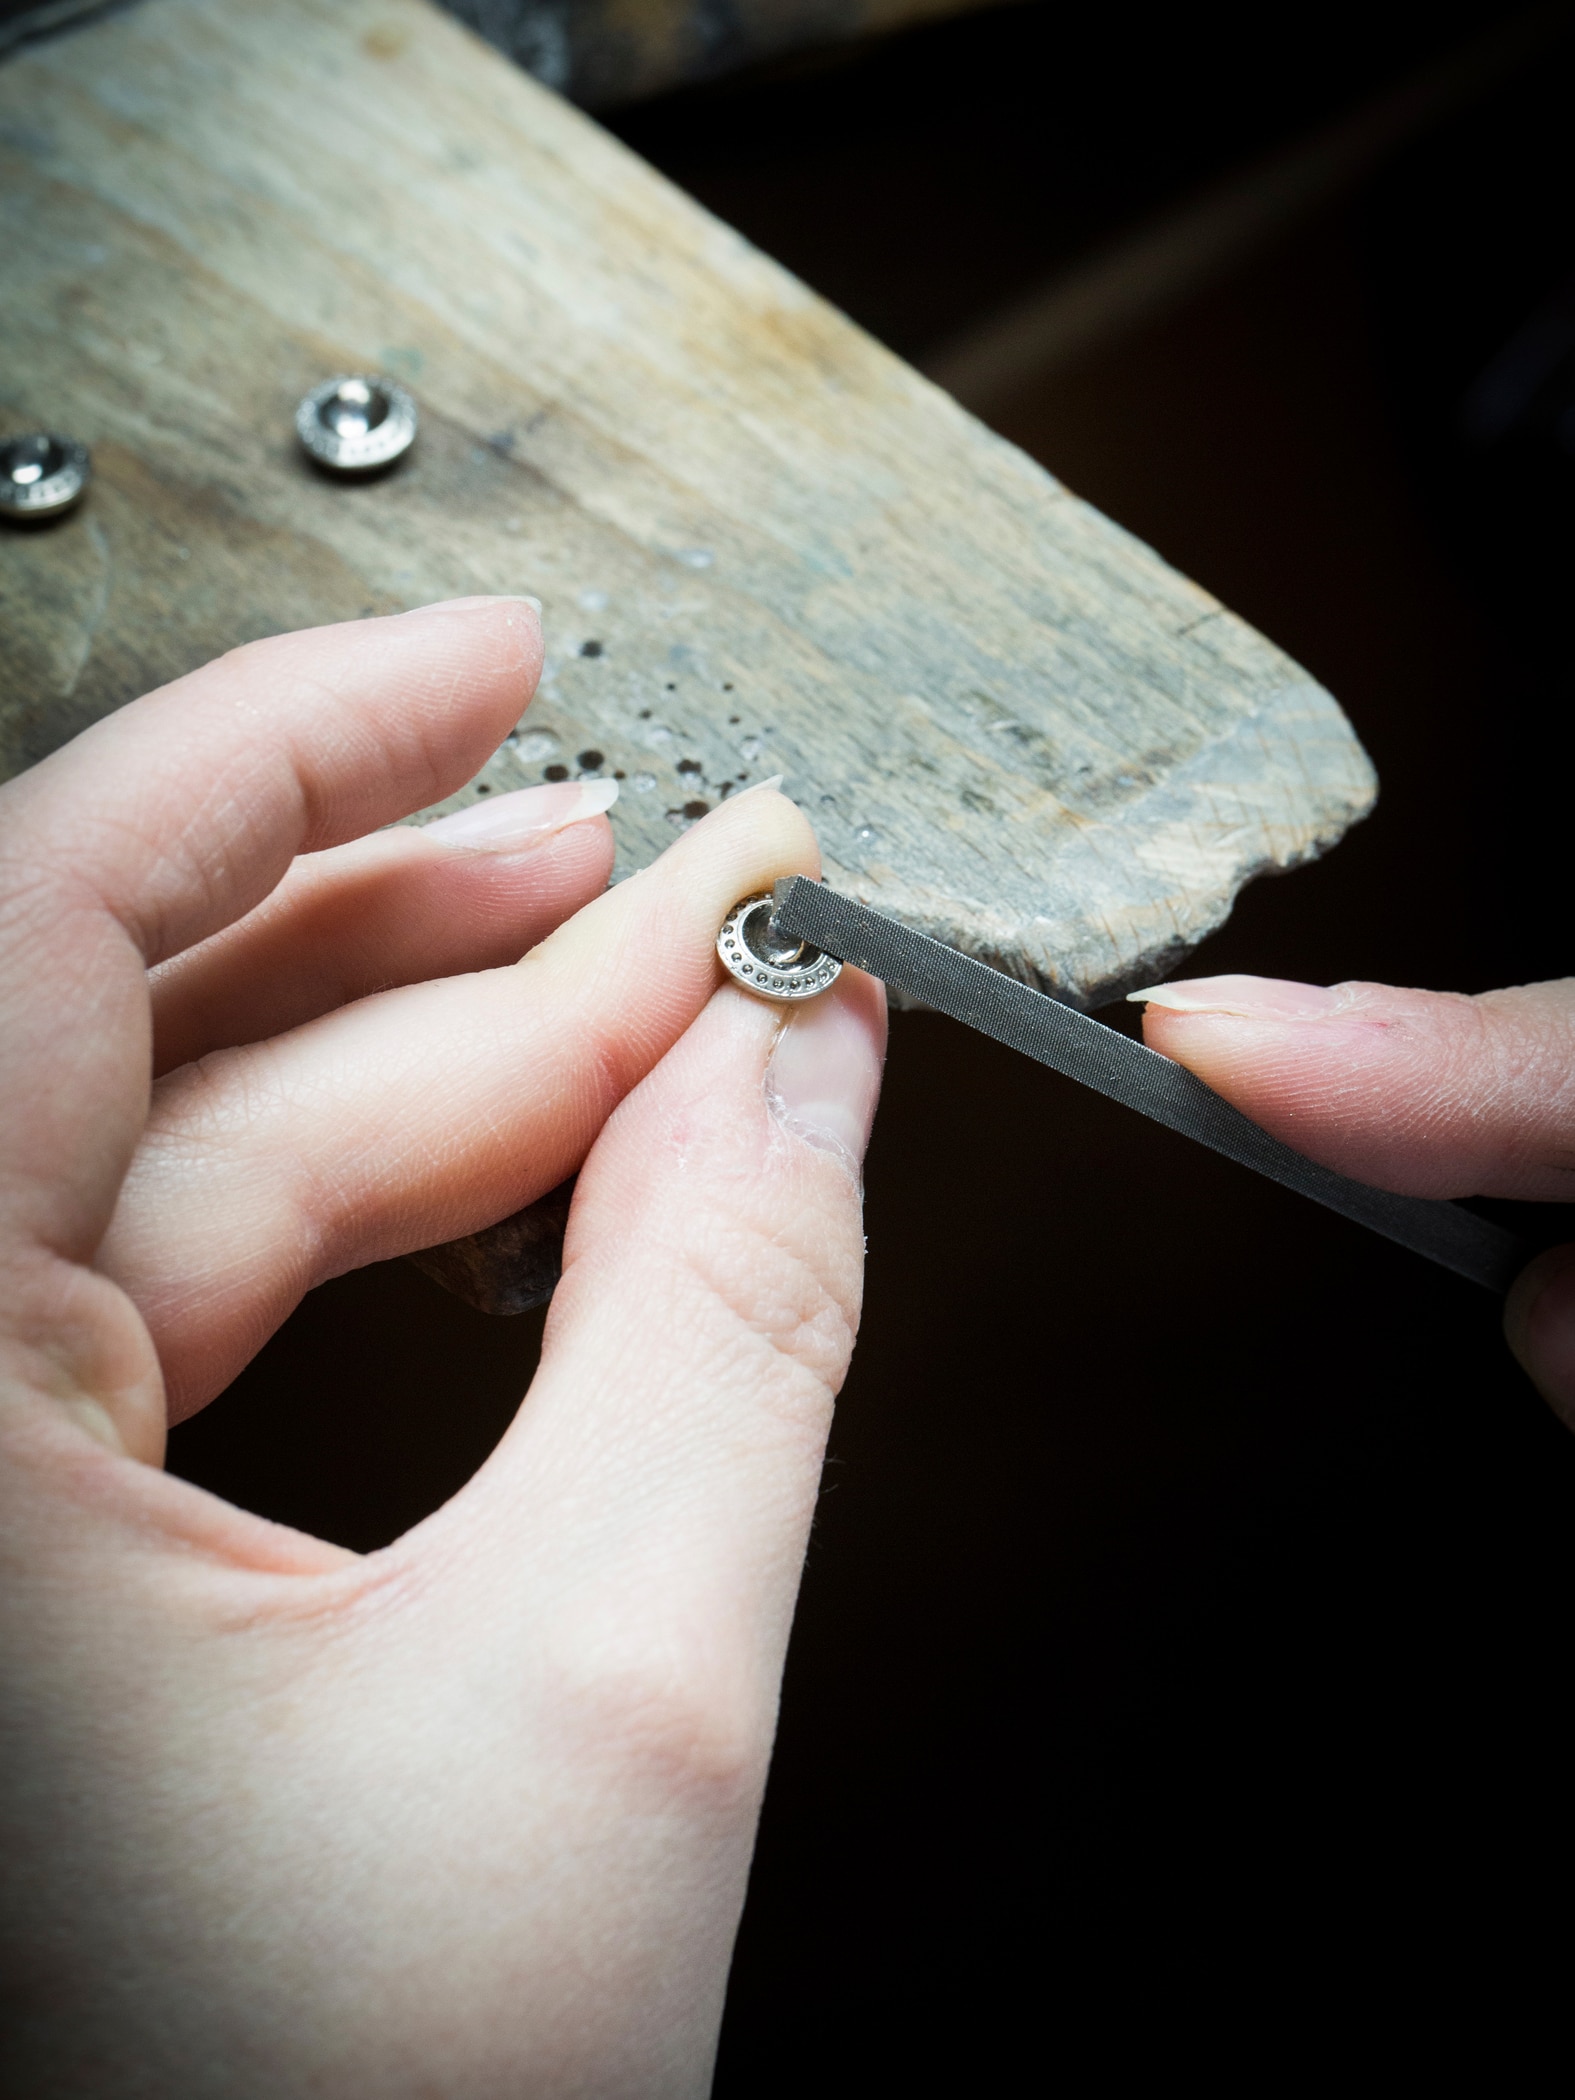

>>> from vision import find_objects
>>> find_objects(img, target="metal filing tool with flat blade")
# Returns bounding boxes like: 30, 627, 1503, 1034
770, 876, 1529, 1294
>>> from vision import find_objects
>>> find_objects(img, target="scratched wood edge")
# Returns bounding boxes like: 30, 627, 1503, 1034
0, 0, 1378, 1308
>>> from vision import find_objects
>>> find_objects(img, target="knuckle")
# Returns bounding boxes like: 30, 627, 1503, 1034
681, 1193, 862, 1403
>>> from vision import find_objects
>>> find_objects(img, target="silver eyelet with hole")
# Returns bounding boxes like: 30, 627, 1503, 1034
717, 892, 842, 1003
295, 375, 418, 475
0, 432, 89, 522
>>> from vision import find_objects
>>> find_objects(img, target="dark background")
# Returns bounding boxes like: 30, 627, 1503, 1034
167, 2, 1575, 2082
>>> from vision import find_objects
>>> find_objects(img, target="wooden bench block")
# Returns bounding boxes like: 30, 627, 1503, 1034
0, 0, 1376, 1308
0, 0, 1374, 1005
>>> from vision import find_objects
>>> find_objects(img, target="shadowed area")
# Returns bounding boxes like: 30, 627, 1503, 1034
153, 0, 1575, 2081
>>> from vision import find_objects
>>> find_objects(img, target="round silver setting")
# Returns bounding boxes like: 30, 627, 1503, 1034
717, 893, 843, 1004
295, 375, 417, 474
0, 432, 89, 522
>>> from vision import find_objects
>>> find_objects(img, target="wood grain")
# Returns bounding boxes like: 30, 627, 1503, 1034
0, 0, 1379, 1311
0, 0, 1375, 1010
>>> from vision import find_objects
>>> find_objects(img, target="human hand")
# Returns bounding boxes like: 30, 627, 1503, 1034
1131, 973, 1575, 1427
0, 600, 886, 2094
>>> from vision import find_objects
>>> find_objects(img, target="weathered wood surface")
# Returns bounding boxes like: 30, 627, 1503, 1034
0, 0, 1375, 1015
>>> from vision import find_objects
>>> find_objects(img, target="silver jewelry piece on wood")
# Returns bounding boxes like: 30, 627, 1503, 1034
0, 432, 89, 521
717, 891, 842, 1002
295, 375, 417, 474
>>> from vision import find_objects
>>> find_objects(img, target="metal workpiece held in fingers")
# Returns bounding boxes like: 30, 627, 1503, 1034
718, 892, 843, 1003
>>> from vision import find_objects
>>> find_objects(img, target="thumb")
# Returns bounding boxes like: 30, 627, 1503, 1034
1129, 974, 1575, 1202
406, 961, 887, 1776
1132, 971, 1575, 1430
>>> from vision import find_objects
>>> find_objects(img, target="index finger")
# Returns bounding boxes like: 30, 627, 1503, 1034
3, 597, 541, 970
0, 599, 539, 1267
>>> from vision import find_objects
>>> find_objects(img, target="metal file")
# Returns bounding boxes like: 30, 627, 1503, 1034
771, 876, 1528, 1293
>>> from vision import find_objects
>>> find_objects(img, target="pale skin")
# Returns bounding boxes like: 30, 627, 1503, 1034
0, 596, 1568, 2093
1131, 975, 1575, 1426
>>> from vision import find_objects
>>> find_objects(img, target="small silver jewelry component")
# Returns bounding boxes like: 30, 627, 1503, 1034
0, 431, 90, 522
295, 374, 417, 475
717, 892, 843, 1003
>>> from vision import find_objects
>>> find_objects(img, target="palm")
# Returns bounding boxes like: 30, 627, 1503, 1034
0, 600, 884, 2095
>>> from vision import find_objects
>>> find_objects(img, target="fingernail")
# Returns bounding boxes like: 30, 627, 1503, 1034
766, 975, 885, 1170
421, 777, 617, 849
727, 773, 785, 801
1127, 975, 1347, 1019
399, 594, 542, 616
1505, 1243, 1575, 1435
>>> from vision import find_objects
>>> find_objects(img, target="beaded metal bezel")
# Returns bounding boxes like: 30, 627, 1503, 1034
717, 892, 843, 1003
295, 375, 418, 474
0, 433, 89, 521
